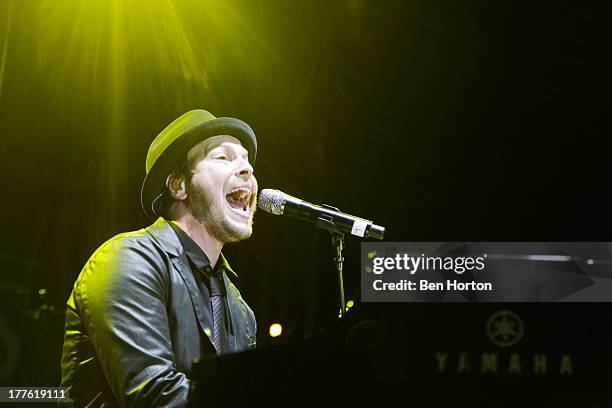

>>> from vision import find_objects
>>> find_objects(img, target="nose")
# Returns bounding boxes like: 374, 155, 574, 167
236, 157, 253, 179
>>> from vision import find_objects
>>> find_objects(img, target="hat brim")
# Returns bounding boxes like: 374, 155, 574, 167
140, 117, 257, 220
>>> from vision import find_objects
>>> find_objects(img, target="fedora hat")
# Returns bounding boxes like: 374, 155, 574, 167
140, 109, 257, 220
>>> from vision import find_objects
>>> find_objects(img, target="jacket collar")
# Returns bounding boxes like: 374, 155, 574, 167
145, 217, 238, 278
145, 217, 182, 257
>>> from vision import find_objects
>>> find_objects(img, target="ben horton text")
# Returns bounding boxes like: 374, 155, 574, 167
371, 253, 493, 291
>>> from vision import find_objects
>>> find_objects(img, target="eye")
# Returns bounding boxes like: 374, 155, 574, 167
215, 154, 228, 161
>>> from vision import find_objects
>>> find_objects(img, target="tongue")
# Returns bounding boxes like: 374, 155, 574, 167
226, 196, 244, 210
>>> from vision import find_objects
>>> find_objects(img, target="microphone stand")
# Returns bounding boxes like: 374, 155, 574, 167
316, 205, 346, 317
332, 233, 346, 317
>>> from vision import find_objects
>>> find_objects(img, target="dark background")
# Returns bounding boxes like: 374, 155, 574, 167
0, 0, 610, 387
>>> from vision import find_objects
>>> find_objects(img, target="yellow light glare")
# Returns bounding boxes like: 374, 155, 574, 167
269, 323, 283, 338
346, 300, 354, 308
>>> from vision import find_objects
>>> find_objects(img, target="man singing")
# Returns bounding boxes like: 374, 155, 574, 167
60, 110, 258, 407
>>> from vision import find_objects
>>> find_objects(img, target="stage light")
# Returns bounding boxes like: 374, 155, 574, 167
346, 300, 354, 308
269, 323, 282, 337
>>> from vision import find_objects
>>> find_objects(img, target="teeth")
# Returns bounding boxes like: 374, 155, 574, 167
228, 188, 250, 199
225, 188, 251, 215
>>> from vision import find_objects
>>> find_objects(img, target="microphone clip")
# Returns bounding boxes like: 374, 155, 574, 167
315, 204, 344, 236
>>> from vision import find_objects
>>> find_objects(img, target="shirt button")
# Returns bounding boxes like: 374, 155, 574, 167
203, 265, 213, 277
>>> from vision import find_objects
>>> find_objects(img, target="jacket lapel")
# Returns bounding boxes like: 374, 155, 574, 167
172, 255, 216, 347
223, 272, 251, 352
146, 218, 216, 349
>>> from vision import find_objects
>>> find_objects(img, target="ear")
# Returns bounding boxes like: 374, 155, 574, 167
166, 173, 187, 201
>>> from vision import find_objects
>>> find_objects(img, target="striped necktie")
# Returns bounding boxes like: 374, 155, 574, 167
209, 273, 229, 354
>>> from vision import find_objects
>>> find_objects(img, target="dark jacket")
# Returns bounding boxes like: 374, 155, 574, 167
60, 218, 257, 407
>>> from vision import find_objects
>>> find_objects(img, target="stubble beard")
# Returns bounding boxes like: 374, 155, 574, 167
188, 179, 253, 244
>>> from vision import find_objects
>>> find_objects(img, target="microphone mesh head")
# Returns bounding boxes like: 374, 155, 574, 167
258, 189, 287, 215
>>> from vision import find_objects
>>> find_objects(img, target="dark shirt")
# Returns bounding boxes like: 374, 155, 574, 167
168, 221, 231, 344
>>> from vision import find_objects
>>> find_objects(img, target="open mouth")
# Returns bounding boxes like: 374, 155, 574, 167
225, 187, 251, 216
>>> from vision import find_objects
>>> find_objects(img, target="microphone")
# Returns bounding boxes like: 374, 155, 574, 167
258, 189, 385, 240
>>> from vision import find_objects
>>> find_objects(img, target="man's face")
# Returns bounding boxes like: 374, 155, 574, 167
185, 135, 258, 243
